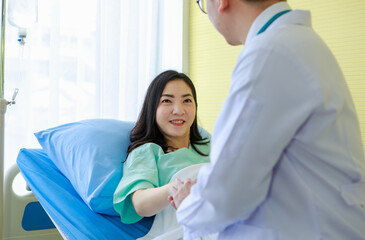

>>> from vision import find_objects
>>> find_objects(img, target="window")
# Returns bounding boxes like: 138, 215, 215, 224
3, 0, 187, 171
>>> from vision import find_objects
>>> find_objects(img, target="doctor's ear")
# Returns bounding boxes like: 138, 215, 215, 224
218, 0, 230, 14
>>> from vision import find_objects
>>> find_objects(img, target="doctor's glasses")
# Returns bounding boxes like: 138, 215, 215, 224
196, 0, 207, 14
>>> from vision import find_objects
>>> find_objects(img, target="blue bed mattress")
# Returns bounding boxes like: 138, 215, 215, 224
16, 148, 153, 240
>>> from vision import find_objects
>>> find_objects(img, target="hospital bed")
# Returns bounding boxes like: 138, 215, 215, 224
6, 118, 209, 239
15, 148, 153, 240
8, 118, 156, 239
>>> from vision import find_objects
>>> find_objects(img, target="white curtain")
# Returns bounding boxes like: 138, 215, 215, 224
4, 0, 184, 171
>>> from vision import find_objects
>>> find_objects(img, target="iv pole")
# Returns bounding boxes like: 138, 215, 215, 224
0, 0, 6, 236
0, 0, 17, 238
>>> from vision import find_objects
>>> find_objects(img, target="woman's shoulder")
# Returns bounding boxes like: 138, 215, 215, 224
129, 142, 165, 157
124, 143, 164, 167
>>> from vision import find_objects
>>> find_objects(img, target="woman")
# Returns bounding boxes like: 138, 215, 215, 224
113, 70, 210, 224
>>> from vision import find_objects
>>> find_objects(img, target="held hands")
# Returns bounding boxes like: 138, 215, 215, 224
168, 178, 197, 210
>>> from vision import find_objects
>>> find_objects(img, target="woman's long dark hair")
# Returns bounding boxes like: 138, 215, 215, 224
127, 70, 209, 158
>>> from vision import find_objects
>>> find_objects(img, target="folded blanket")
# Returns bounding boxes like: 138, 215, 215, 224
138, 163, 209, 240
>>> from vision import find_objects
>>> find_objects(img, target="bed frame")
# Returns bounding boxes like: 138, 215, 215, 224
3, 164, 63, 239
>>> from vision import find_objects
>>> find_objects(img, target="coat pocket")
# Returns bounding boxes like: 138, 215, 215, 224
218, 222, 278, 240
341, 181, 365, 208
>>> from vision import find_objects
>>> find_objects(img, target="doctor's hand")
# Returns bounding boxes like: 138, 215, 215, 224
168, 178, 197, 210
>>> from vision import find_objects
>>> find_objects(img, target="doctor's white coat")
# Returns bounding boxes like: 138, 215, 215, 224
176, 2, 365, 240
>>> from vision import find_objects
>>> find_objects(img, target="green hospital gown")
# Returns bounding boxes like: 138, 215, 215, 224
113, 142, 210, 224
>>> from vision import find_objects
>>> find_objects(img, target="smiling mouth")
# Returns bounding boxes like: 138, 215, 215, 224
170, 120, 185, 126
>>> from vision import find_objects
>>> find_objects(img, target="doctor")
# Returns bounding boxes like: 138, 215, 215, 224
169, 0, 365, 239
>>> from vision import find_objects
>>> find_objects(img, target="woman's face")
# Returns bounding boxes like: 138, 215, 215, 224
156, 79, 196, 146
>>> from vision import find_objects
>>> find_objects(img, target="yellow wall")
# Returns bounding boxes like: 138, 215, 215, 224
189, 4, 240, 132
190, 0, 365, 150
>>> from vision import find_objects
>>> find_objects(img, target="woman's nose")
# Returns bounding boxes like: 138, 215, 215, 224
172, 103, 184, 115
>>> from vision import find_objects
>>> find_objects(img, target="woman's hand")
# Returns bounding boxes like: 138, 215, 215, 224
168, 178, 197, 209
132, 182, 175, 217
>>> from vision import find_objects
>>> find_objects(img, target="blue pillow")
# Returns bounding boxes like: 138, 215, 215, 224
35, 119, 211, 216
34, 119, 135, 216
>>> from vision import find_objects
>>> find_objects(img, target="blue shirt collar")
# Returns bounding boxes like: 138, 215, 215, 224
245, 2, 291, 45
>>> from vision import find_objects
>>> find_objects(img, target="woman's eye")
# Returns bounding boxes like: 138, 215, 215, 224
184, 99, 193, 103
161, 99, 171, 103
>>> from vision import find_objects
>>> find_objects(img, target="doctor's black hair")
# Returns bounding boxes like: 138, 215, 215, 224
125, 70, 209, 160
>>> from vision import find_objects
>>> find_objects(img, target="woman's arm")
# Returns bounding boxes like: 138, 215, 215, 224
132, 182, 175, 217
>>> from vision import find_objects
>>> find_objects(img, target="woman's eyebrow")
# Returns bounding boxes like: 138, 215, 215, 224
161, 93, 192, 98
161, 94, 174, 98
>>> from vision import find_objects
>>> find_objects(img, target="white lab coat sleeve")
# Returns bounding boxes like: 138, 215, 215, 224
176, 47, 322, 238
